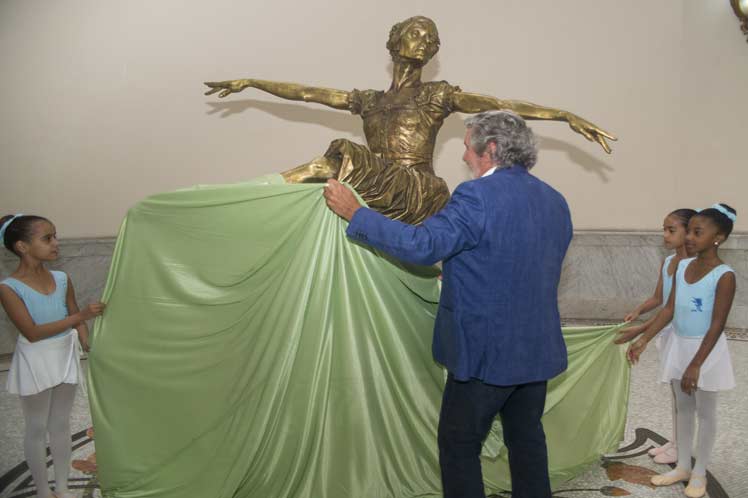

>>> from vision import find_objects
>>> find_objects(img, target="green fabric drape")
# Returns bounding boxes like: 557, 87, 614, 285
88, 176, 630, 498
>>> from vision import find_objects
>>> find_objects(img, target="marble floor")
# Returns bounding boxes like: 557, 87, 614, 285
1, 335, 746, 498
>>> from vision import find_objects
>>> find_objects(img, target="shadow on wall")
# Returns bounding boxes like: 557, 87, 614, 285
536, 135, 615, 183
204, 99, 364, 140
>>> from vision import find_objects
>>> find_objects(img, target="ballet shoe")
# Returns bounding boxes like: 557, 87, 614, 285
653, 444, 678, 464
685, 474, 707, 498
650, 467, 691, 486
648, 440, 673, 456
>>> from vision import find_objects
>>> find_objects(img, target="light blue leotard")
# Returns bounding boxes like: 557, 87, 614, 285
673, 258, 734, 338
1, 271, 71, 340
661, 254, 675, 305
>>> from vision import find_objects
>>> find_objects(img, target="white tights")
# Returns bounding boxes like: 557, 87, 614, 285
19, 383, 77, 498
668, 381, 678, 444
671, 380, 718, 477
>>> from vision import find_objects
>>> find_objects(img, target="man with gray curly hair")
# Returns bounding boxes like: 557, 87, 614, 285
324, 110, 572, 498
464, 110, 538, 171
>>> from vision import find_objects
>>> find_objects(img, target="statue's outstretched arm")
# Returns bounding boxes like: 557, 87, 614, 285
452, 91, 617, 154
204, 79, 351, 110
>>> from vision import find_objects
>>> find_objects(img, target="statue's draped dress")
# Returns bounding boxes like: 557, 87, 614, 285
331, 81, 457, 224
87, 80, 630, 498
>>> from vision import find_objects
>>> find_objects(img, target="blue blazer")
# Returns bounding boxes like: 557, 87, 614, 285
347, 166, 573, 386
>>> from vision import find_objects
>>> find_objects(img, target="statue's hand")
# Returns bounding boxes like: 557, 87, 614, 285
203, 79, 252, 98
566, 113, 617, 154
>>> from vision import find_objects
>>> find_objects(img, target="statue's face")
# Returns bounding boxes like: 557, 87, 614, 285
397, 21, 438, 63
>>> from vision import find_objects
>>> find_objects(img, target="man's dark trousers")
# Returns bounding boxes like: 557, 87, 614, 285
438, 374, 551, 498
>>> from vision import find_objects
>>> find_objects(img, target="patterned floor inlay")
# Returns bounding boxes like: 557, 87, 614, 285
0, 428, 98, 498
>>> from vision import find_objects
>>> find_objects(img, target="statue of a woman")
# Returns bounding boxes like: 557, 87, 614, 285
205, 16, 615, 224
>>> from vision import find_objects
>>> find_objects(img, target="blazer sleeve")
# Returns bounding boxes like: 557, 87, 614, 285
346, 181, 486, 266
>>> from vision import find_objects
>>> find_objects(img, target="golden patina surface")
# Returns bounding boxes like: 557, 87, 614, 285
205, 16, 616, 224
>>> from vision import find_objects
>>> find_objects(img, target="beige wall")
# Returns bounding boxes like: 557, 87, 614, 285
1, 0, 746, 237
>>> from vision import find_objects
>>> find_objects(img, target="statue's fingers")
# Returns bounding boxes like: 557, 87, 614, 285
204, 88, 221, 96
597, 135, 612, 154
219, 89, 231, 98
596, 128, 618, 141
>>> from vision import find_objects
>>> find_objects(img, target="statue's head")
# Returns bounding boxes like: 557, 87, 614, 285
386, 16, 440, 65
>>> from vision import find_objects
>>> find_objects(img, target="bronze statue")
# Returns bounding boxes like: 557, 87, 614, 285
205, 16, 616, 224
